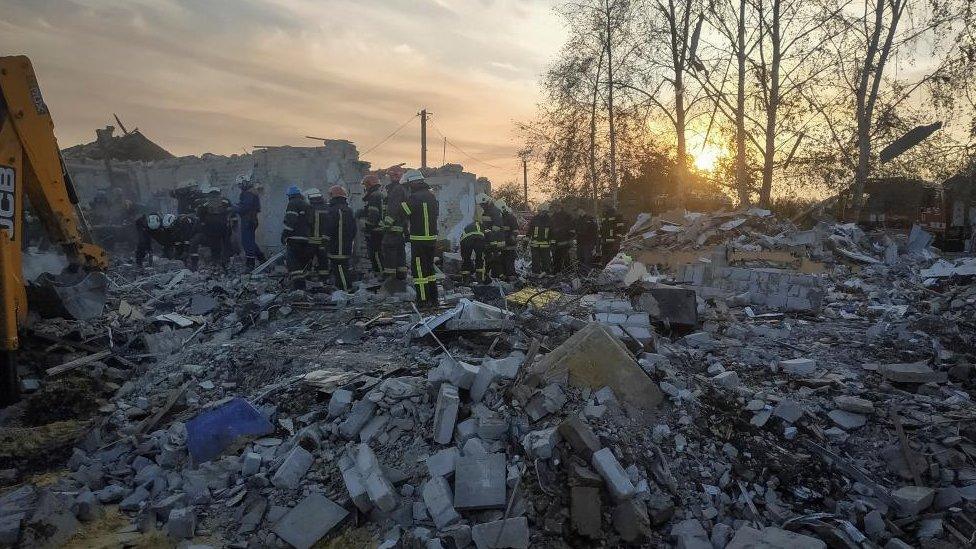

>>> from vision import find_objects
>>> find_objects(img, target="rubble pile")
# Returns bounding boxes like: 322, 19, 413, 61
0, 208, 975, 548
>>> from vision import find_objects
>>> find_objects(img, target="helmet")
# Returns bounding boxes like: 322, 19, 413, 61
147, 214, 162, 230
537, 202, 550, 213
207, 186, 220, 195
495, 199, 509, 212
476, 193, 491, 205
286, 185, 303, 197
362, 175, 380, 189
329, 185, 348, 198
305, 187, 323, 200
401, 169, 425, 184
162, 214, 177, 228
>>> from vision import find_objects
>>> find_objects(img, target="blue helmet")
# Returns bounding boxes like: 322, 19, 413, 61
286, 185, 302, 197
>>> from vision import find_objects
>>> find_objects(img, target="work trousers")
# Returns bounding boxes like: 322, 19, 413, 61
502, 247, 517, 278
553, 241, 573, 272
487, 244, 506, 279
577, 239, 596, 271
309, 241, 330, 280
366, 230, 384, 274
531, 245, 552, 275
194, 230, 230, 270
602, 239, 621, 262
410, 240, 438, 308
135, 226, 153, 266
382, 232, 408, 280
240, 220, 264, 266
330, 256, 352, 291
285, 239, 313, 286
460, 240, 487, 283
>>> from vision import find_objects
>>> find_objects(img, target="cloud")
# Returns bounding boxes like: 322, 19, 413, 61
0, 0, 565, 184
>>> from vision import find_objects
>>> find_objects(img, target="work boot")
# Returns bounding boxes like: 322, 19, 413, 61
245, 256, 256, 270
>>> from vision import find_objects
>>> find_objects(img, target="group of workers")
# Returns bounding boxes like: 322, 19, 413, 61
133, 169, 629, 309
526, 201, 625, 276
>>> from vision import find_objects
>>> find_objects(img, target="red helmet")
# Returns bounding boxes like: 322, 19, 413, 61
329, 185, 348, 198
362, 175, 380, 189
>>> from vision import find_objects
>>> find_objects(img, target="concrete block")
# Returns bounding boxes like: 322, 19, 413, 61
73, 490, 104, 522
426, 447, 460, 478
454, 417, 479, 444
165, 507, 196, 539
558, 416, 601, 459
772, 400, 803, 423
328, 389, 354, 418
422, 476, 460, 529
338, 399, 377, 439
571, 486, 601, 538
272, 446, 313, 490
150, 493, 185, 521
340, 467, 372, 513
365, 471, 399, 512
780, 358, 816, 376
470, 364, 496, 402
477, 418, 509, 440
753, 527, 826, 549
591, 448, 636, 501
711, 371, 741, 388
726, 525, 762, 549
828, 410, 867, 430
446, 359, 480, 390
359, 414, 390, 443
471, 517, 529, 549
892, 485, 935, 516
119, 486, 150, 512
834, 395, 874, 414
454, 453, 506, 510
521, 428, 559, 459
272, 493, 349, 549
432, 384, 460, 445
462, 437, 488, 457
880, 362, 948, 384
242, 452, 262, 476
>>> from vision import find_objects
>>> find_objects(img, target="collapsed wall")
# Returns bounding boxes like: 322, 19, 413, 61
66, 142, 489, 249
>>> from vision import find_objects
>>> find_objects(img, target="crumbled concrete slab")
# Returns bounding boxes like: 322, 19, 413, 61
272, 493, 348, 549
272, 446, 313, 489
432, 383, 460, 445
834, 395, 874, 414
558, 416, 601, 459
591, 448, 636, 501
780, 358, 816, 376
165, 507, 196, 539
454, 453, 507, 510
422, 476, 461, 529
893, 485, 936, 516
471, 517, 529, 549
880, 362, 948, 383
426, 447, 460, 478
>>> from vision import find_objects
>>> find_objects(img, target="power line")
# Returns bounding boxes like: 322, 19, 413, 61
428, 119, 504, 170
360, 113, 419, 157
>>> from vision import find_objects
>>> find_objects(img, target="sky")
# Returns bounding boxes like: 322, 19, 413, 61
0, 0, 565, 186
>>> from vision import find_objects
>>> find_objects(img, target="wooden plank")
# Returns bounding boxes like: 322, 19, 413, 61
46, 350, 111, 376
135, 381, 190, 435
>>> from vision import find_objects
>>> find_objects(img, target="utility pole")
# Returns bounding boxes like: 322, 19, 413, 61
419, 108, 429, 169
442, 137, 447, 166
518, 148, 531, 209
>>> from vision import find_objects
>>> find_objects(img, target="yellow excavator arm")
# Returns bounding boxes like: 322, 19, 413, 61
0, 55, 108, 404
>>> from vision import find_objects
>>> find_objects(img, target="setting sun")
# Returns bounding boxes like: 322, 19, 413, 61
693, 144, 724, 171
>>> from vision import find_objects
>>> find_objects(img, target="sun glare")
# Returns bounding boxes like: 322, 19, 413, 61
693, 145, 723, 171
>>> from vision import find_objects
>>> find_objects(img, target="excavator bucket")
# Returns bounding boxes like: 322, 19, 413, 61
27, 271, 108, 321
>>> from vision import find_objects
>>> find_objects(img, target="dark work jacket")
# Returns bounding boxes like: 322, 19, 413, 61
527, 212, 553, 247
502, 211, 519, 248
551, 210, 575, 245
384, 182, 409, 233
403, 184, 439, 242
600, 210, 626, 242
236, 189, 261, 225
197, 196, 232, 235
482, 203, 505, 248
281, 195, 312, 242
325, 196, 357, 258
359, 187, 385, 231
575, 213, 598, 245
308, 198, 330, 244
461, 221, 485, 248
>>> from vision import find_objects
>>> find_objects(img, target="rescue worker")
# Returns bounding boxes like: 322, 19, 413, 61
306, 188, 331, 281
325, 185, 358, 291
281, 185, 313, 288
550, 201, 575, 272
194, 186, 234, 271
358, 175, 386, 275
402, 169, 439, 308
172, 183, 205, 215
599, 204, 626, 261
499, 200, 520, 279
135, 213, 162, 267
527, 202, 554, 275
478, 194, 505, 279
381, 173, 409, 282
575, 207, 599, 271
162, 213, 198, 264
459, 216, 487, 284
236, 176, 264, 269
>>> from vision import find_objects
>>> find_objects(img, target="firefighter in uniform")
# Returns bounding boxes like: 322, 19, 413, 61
460, 217, 486, 284
550, 201, 575, 272
135, 213, 161, 267
236, 176, 264, 269
402, 170, 439, 308
599, 204, 626, 261
305, 188, 331, 281
281, 185, 313, 288
194, 186, 233, 271
325, 185, 357, 291
358, 175, 386, 275
528, 202, 554, 275
499, 200, 519, 279
381, 174, 410, 282
575, 207, 599, 271
478, 194, 506, 279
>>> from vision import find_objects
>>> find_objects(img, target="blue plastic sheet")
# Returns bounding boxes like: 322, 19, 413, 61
185, 397, 273, 464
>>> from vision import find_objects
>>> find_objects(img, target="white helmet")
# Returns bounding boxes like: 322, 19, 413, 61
147, 214, 162, 230
162, 214, 177, 228
305, 188, 323, 200
402, 169, 425, 184
495, 199, 509, 212
476, 193, 491, 205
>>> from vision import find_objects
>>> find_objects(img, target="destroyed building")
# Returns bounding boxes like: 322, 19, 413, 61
64, 133, 490, 247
